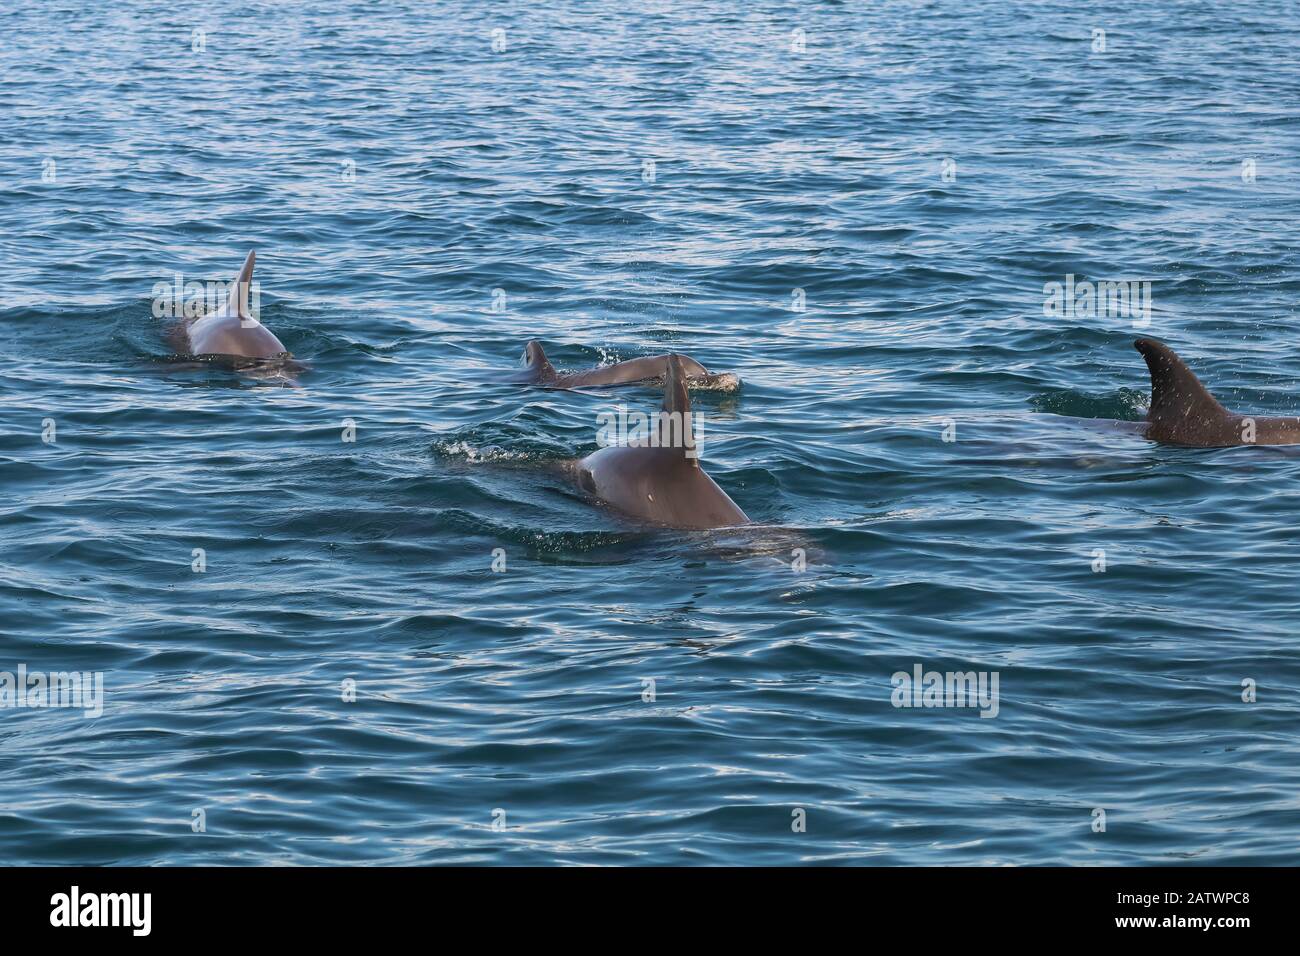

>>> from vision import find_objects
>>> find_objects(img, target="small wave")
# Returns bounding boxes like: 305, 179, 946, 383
1029, 387, 1148, 421
433, 439, 550, 465
431, 421, 577, 466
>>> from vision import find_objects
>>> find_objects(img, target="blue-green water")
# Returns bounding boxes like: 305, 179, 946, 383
2, 0, 1299, 865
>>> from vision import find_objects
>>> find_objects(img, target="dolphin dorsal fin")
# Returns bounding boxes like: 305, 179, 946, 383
526, 340, 552, 371
660, 353, 698, 466
229, 250, 255, 318
1135, 339, 1228, 421
662, 353, 691, 416
524, 340, 556, 381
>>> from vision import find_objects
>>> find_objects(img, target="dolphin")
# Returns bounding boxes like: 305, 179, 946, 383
510, 340, 739, 390
181, 251, 288, 359
572, 354, 751, 529
1134, 338, 1300, 446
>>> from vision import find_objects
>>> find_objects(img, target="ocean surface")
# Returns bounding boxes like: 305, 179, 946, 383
2, 0, 1298, 865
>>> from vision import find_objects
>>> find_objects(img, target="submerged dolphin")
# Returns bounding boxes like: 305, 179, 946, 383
573, 354, 750, 529
181, 251, 288, 359
511, 340, 739, 390
1134, 338, 1300, 446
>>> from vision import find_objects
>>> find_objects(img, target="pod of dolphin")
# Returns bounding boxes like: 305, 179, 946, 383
175, 251, 1300, 529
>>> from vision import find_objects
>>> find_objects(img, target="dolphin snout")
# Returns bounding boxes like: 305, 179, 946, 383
701, 372, 741, 391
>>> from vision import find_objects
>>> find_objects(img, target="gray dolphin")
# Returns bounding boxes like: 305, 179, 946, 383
1135, 338, 1300, 446
573, 354, 751, 529
511, 340, 739, 390
181, 251, 288, 360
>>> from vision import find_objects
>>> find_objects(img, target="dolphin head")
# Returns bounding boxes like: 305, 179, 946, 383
697, 371, 741, 391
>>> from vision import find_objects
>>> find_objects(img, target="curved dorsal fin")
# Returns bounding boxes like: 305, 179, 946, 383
524, 340, 555, 380
1134, 338, 1229, 420
659, 353, 698, 466
662, 353, 691, 415
229, 250, 255, 318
